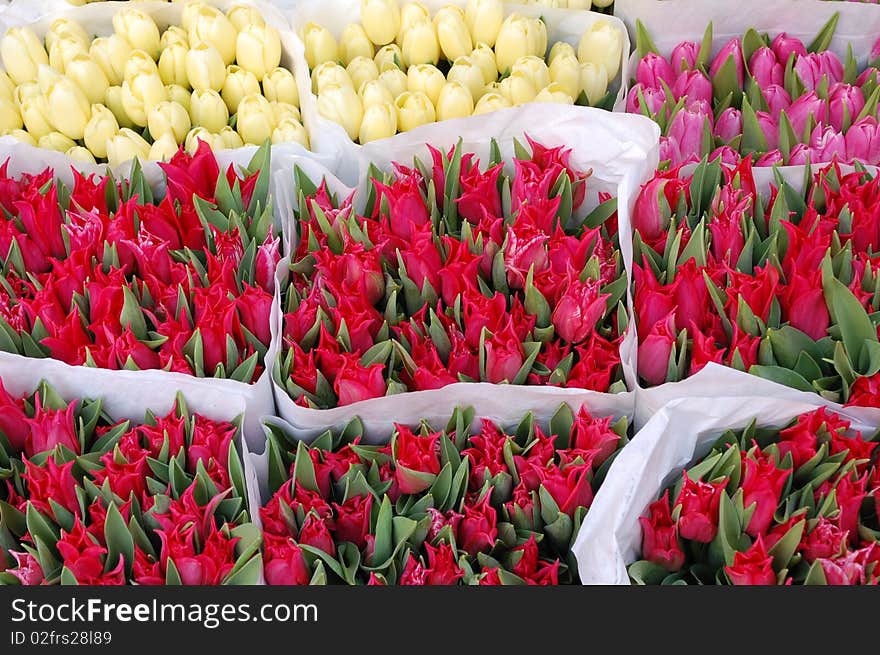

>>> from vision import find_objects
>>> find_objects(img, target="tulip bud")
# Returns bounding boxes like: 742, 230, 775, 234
184, 126, 217, 154
42, 71, 92, 140
500, 70, 536, 105
166, 84, 191, 112
359, 79, 394, 108
473, 91, 511, 115
105, 86, 136, 129
845, 117, 880, 163
147, 100, 191, 142
262, 68, 299, 107
671, 70, 712, 106
272, 117, 309, 146
714, 107, 743, 143
188, 4, 238, 65
149, 132, 180, 161
190, 89, 229, 133
84, 104, 119, 159
771, 33, 807, 67
0, 71, 14, 102
398, 3, 431, 46
160, 26, 189, 50
512, 56, 550, 91
38, 131, 77, 153
578, 20, 623, 80
271, 101, 301, 125
236, 92, 276, 144
36, 64, 63, 97
89, 35, 132, 86
340, 24, 374, 65
549, 41, 576, 65
447, 56, 485, 102
236, 23, 282, 80
549, 51, 581, 99
186, 42, 226, 91
122, 70, 167, 126
358, 102, 397, 142
46, 18, 90, 53
124, 49, 161, 80
347, 56, 380, 92
362, 0, 401, 47
1, 27, 49, 85
534, 83, 573, 104
107, 127, 151, 167
8, 129, 36, 146
406, 64, 445, 107
218, 125, 245, 150
222, 65, 260, 114
828, 83, 865, 132
436, 81, 473, 121
302, 22, 339, 69
158, 43, 189, 87
668, 106, 709, 163
494, 14, 542, 75
580, 62, 608, 105
0, 97, 22, 134
378, 68, 408, 98
317, 84, 363, 140
312, 62, 354, 95
763, 84, 791, 119
113, 9, 161, 61
465, 0, 504, 48
401, 19, 440, 67
65, 54, 110, 105
227, 4, 266, 32
637, 52, 675, 90
375, 44, 405, 72
470, 43, 497, 84
48, 35, 88, 74
434, 6, 472, 63
394, 90, 434, 131
66, 146, 96, 164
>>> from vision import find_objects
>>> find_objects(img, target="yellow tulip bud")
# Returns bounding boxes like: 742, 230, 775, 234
19, 94, 52, 137
0, 97, 23, 134
89, 35, 132, 86
105, 86, 136, 129
149, 132, 180, 161
549, 51, 580, 100
65, 54, 110, 105
358, 102, 397, 143
227, 4, 266, 32
45, 18, 90, 53
121, 71, 167, 126
112, 9, 161, 61
472, 90, 511, 115
188, 4, 238, 65
578, 20, 622, 80
236, 24, 282, 80
272, 117, 309, 147
236, 93, 276, 144
271, 101, 301, 125
532, 18, 548, 59
190, 89, 229, 133
218, 125, 244, 150
434, 6, 472, 63
148, 100, 191, 142
160, 26, 189, 50
0, 71, 15, 102
222, 65, 260, 114
317, 84, 363, 141
184, 126, 217, 154
494, 15, 547, 75
8, 129, 36, 146
406, 64, 444, 107
347, 56, 379, 93
181, 3, 202, 33
166, 84, 191, 112
464, 0, 504, 48
447, 56, 484, 101
158, 43, 189, 87
359, 79, 394, 108
38, 131, 77, 153
48, 35, 88, 74
513, 56, 550, 92
1, 28, 49, 85
312, 62, 353, 96
397, 3, 430, 47
124, 50, 160, 81
340, 24, 374, 65
14, 81, 40, 104
302, 22, 339, 70
106, 128, 151, 167
579, 62, 608, 105
84, 104, 119, 159
374, 44, 404, 73
549, 42, 577, 66
435, 81, 473, 121
66, 146, 97, 165
400, 19, 439, 67
394, 90, 434, 132
470, 43, 497, 84
533, 83, 574, 104
43, 72, 92, 140
378, 68, 408, 98
500, 70, 537, 105
186, 42, 226, 92
361, 0, 401, 47
262, 68, 299, 106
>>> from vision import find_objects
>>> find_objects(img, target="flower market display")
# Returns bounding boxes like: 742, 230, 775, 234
1, 0, 880, 588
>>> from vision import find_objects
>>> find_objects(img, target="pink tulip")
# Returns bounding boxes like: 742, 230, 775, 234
762, 84, 792, 119
788, 143, 810, 165
756, 111, 780, 150
637, 53, 675, 90
809, 124, 847, 162
872, 35, 880, 61
755, 149, 784, 166
714, 107, 742, 142
659, 136, 682, 164
671, 70, 713, 105
827, 83, 865, 132
749, 47, 783, 89
845, 117, 880, 163
794, 52, 844, 91
671, 41, 700, 73
626, 82, 667, 116
709, 145, 740, 167
785, 91, 827, 137
771, 33, 807, 64
710, 38, 744, 87
668, 106, 709, 163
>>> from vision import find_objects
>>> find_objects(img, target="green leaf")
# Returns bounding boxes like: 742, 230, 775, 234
371, 495, 393, 567
807, 12, 840, 54
223, 553, 262, 585
748, 365, 814, 392
104, 502, 134, 576
823, 274, 878, 374
628, 560, 669, 585
768, 519, 805, 570
293, 440, 319, 493
635, 19, 659, 58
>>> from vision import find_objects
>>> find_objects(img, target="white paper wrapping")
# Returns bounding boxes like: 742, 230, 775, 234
284, 0, 632, 185
269, 108, 660, 440
573, 393, 880, 585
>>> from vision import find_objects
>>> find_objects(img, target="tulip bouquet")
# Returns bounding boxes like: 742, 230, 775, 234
0, 2, 306, 166
629, 407, 879, 585
276, 136, 630, 411
626, 16, 880, 167
0, 141, 279, 382
259, 403, 628, 584
296, 0, 626, 144
632, 156, 880, 408
0, 380, 261, 585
